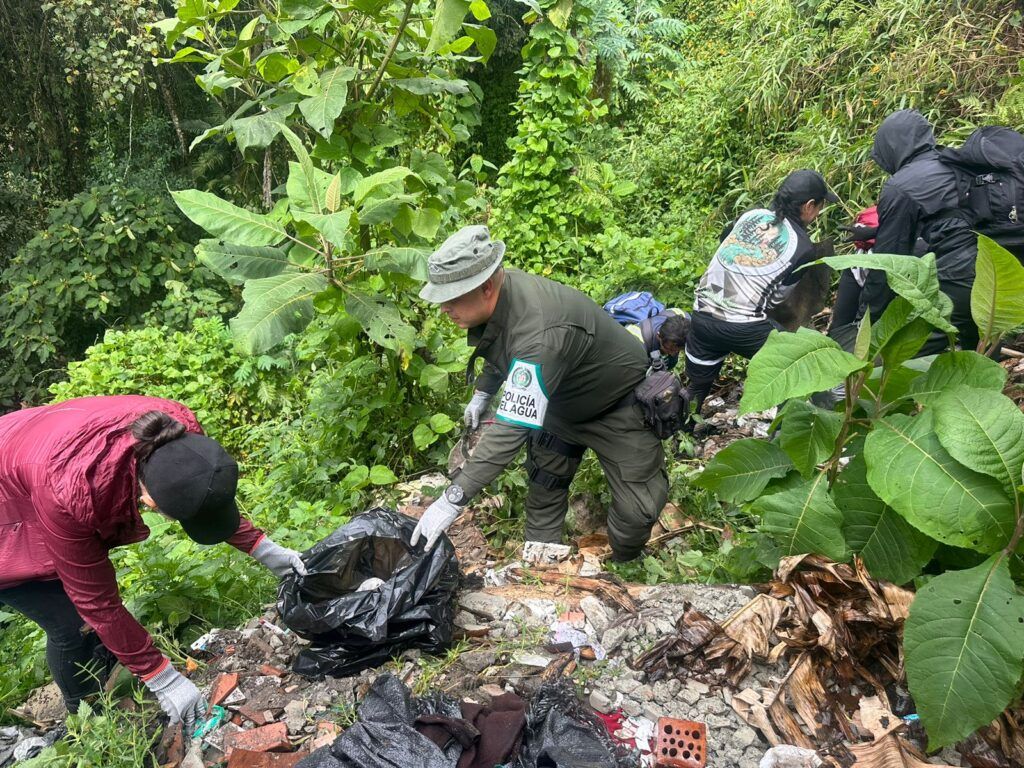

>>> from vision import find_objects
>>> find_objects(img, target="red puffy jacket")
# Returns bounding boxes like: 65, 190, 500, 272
0, 396, 264, 678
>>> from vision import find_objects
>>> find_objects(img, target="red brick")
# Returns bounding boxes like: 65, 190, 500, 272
309, 721, 342, 751
260, 664, 286, 678
236, 706, 270, 726
226, 750, 303, 768
210, 673, 239, 707
223, 722, 290, 755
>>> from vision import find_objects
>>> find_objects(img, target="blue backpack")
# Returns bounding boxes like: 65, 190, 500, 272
602, 291, 665, 325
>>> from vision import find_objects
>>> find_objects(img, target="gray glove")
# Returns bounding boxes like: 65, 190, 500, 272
410, 494, 462, 550
144, 663, 206, 734
251, 537, 307, 578
463, 391, 493, 430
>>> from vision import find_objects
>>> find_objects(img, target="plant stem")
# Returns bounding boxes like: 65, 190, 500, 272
826, 369, 867, 487
365, 0, 414, 101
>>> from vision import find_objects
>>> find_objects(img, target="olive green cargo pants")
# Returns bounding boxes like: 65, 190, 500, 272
524, 403, 667, 560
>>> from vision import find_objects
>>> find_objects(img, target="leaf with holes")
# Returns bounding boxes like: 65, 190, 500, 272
695, 438, 793, 503
864, 412, 1014, 553
835, 453, 937, 584
778, 399, 843, 477
932, 387, 1024, 501
344, 291, 416, 353
230, 105, 292, 153
905, 554, 1024, 749
910, 351, 1007, 406
739, 328, 868, 414
196, 240, 296, 284
172, 190, 288, 247
751, 471, 848, 561
230, 272, 328, 354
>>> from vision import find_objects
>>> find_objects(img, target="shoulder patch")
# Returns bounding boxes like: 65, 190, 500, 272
495, 359, 548, 429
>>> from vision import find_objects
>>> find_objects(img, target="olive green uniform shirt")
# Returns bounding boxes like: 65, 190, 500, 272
452, 269, 648, 499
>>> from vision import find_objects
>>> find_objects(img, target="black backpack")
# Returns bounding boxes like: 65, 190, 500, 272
939, 126, 1024, 258
633, 357, 689, 440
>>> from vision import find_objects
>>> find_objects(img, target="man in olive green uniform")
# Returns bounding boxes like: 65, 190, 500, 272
411, 225, 668, 561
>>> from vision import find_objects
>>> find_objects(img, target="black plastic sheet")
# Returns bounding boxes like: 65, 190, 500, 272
278, 508, 460, 678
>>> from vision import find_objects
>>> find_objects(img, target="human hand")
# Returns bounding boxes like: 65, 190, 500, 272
251, 537, 307, 578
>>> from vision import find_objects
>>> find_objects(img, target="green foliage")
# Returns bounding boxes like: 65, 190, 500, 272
0, 186, 197, 405
972, 234, 1024, 354
159, 0, 489, 356
697, 242, 1024, 749
49, 318, 295, 457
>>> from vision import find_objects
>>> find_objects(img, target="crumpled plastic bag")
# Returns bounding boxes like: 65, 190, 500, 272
278, 508, 460, 678
295, 675, 462, 768
516, 681, 633, 768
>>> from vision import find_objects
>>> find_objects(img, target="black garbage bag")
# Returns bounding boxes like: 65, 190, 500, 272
294, 675, 463, 768
517, 681, 635, 768
278, 508, 460, 678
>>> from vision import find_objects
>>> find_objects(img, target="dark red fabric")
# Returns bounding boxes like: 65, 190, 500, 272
456, 692, 527, 768
0, 396, 264, 677
597, 711, 635, 749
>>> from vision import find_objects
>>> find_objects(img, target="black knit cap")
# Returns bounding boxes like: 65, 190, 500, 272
141, 434, 240, 545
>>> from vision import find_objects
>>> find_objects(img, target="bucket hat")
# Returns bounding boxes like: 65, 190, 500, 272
419, 225, 506, 304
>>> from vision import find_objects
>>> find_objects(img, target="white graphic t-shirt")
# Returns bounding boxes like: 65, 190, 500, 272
694, 209, 800, 322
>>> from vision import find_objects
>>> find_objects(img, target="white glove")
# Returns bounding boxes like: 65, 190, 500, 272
251, 537, 307, 578
144, 663, 206, 734
410, 494, 462, 550
356, 577, 385, 592
463, 391, 493, 430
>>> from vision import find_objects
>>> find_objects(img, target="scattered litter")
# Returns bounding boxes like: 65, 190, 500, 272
194, 705, 228, 739
278, 508, 460, 678
758, 745, 823, 768
521, 541, 572, 565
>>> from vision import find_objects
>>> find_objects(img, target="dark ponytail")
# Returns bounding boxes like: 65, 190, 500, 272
131, 411, 186, 462
770, 191, 811, 227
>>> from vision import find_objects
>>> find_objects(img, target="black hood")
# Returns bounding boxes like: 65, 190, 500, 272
871, 109, 936, 174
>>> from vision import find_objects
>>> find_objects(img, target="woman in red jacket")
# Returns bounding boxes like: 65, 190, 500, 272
0, 395, 306, 732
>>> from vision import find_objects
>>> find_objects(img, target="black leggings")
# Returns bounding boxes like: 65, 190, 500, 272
0, 580, 106, 711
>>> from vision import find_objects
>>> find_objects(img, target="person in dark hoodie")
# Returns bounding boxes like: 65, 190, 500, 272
864, 109, 980, 351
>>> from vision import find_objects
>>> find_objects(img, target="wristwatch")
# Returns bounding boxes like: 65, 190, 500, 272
445, 484, 467, 506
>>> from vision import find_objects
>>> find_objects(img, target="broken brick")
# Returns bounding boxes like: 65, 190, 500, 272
310, 721, 342, 751
226, 750, 303, 768
237, 706, 270, 726
260, 664, 285, 678
223, 722, 289, 756
210, 673, 239, 707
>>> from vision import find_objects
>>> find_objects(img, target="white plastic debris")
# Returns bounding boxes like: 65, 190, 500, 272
521, 541, 572, 565
356, 577, 385, 592
759, 745, 824, 768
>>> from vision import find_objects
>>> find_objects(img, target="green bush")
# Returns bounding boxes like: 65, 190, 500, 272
49, 317, 295, 458
0, 186, 198, 406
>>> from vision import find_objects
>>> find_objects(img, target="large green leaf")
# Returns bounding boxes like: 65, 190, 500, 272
739, 328, 868, 414
869, 297, 935, 367
344, 292, 417, 352
972, 234, 1024, 347
694, 438, 793, 503
778, 399, 843, 477
280, 126, 331, 216
932, 387, 1024, 500
864, 412, 1014, 553
195, 240, 296, 284
427, 0, 471, 53
230, 105, 292, 153
910, 350, 1007, 406
354, 167, 415, 205
230, 272, 328, 354
293, 209, 354, 251
391, 77, 470, 95
750, 470, 848, 561
298, 66, 357, 138
905, 555, 1024, 749
364, 246, 431, 281
820, 253, 956, 334
834, 453, 937, 584
171, 189, 288, 246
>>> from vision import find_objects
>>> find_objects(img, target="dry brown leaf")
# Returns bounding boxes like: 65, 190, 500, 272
856, 695, 902, 740
778, 554, 812, 582
722, 593, 787, 656
847, 734, 944, 768
732, 688, 787, 747
880, 584, 913, 622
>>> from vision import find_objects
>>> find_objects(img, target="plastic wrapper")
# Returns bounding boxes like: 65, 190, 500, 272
278, 508, 460, 678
